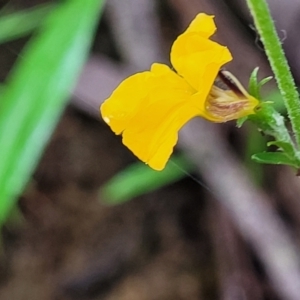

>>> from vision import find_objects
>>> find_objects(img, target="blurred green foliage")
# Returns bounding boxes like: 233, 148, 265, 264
101, 155, 194, 205
244, 125, 266, 185
0, 0, 105, 224
0, 4, 54, 44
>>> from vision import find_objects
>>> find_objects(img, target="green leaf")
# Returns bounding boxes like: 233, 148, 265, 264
258, 76, 273, 88
0, 0, 105, 223
248, 67, 273, 100
249, 103, 299, 160
252, 152, 299, 168
248, 67, 260, 99
236, 116, 248, 128
0, 4, 54, 44
100, 155, 194, 205
267, 140, 293, 151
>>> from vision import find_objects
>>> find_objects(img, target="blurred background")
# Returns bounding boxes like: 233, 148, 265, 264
1, 0, 300, 299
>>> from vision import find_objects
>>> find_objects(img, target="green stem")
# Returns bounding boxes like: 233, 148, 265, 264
246, 0, 300, 148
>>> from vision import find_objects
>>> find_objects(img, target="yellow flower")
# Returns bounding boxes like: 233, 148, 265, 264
100, 13, 258, 170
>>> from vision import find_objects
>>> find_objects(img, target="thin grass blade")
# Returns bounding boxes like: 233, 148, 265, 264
0, 0, 105, 222
0, 4, 54, 44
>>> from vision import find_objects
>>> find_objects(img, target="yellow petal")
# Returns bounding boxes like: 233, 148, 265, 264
100, 63, 199, 170
182, 13, 216, 38
100, 71, 152, 135
170, 13, 232, 94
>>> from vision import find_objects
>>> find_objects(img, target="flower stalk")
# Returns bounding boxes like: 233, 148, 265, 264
246, 0, 300, 149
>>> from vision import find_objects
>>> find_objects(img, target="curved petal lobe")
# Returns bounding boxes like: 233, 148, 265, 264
183, 13, 216, 38
101, 63, 199, 170
171, 14, 232, 95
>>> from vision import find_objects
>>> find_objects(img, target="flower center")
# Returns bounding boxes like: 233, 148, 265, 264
205, 70, 259, 122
